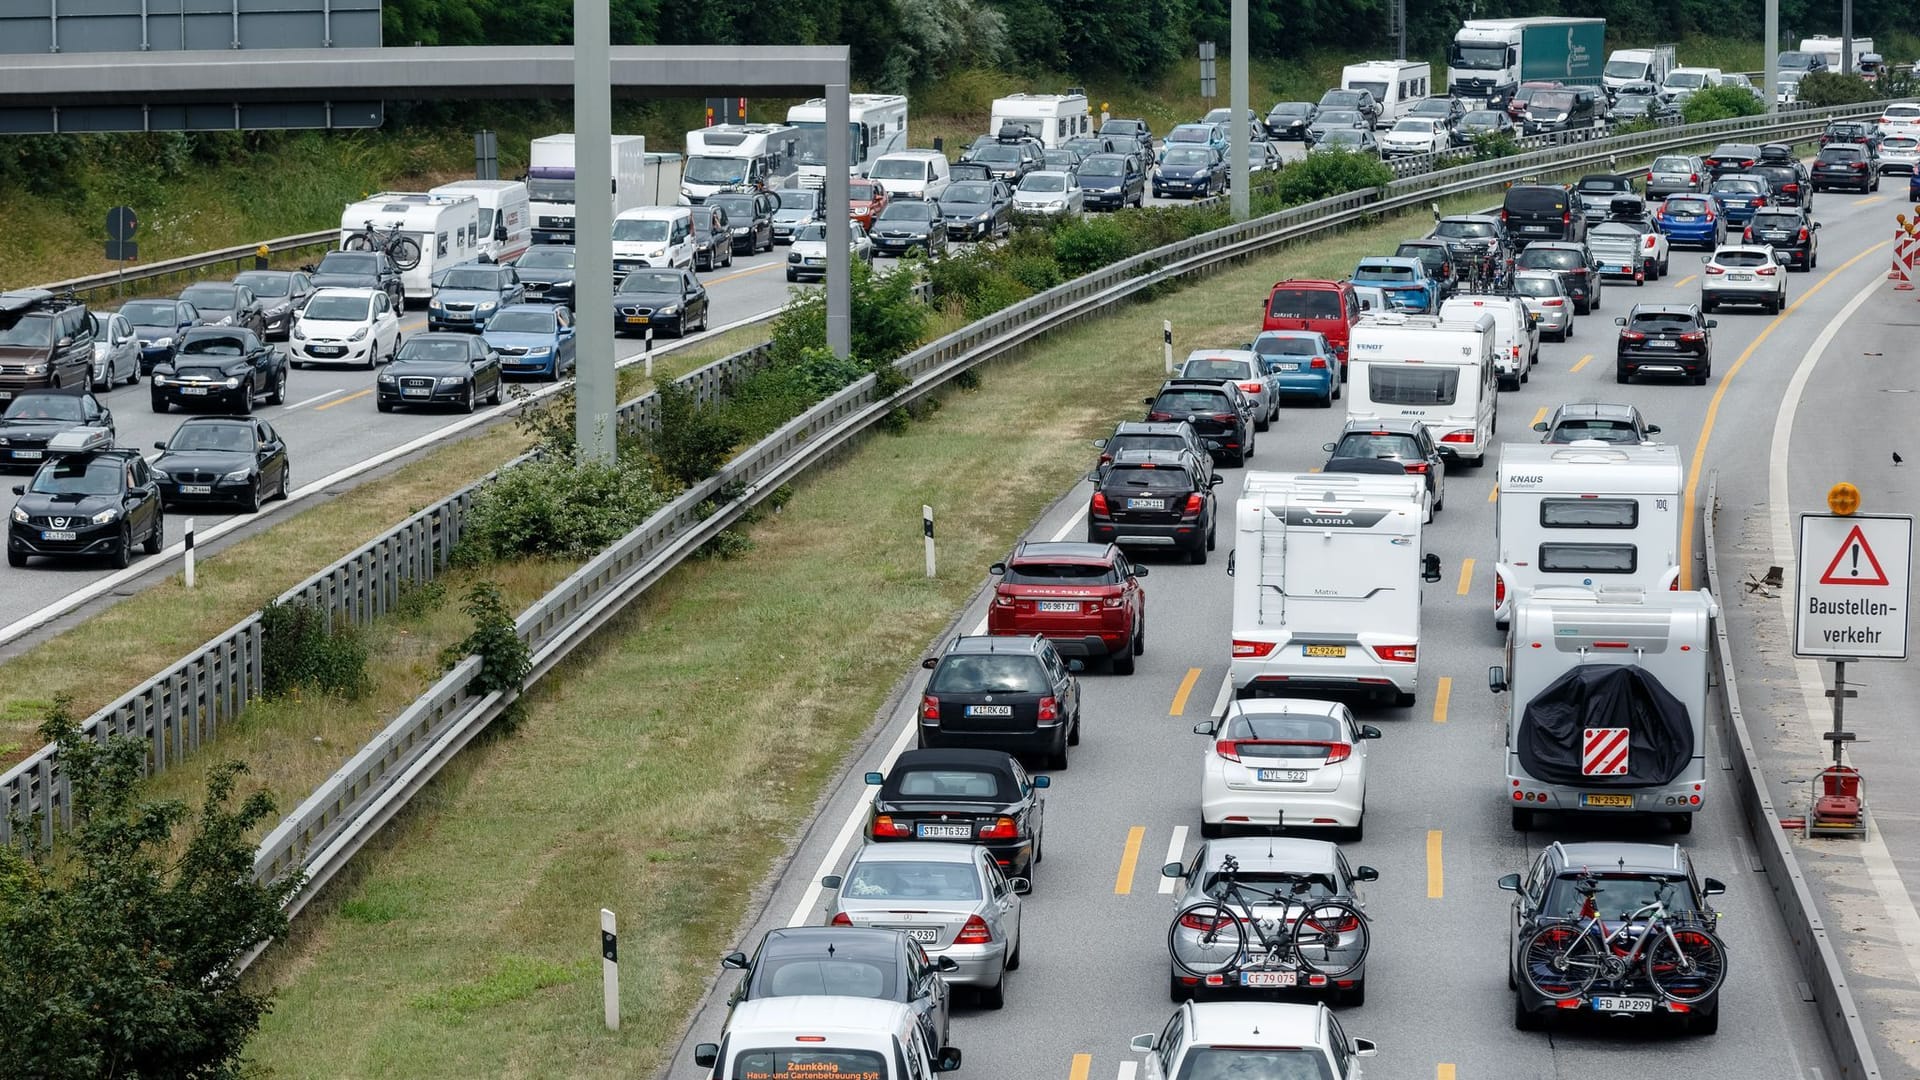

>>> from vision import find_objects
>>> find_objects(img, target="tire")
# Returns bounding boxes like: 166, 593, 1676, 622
786, 270, 798, 282
1047, 735, 1069, 771
143, 512, 163, 555
110, 528, 132, 570
1005, 933, 1021, 971
1320, 384, 1335, 408
1616, 367, 1630, 385
1337, 980, 1366, 1007
461, 383, 477, 414
1564, 320, 1573, 339
1687, 1008, 1721, 1036
977, 971, 1006, 1010
1511, 806, 1533, 830
1169, 902, 1248, 978
489, 378, 502, 405
241, 478, 260, 514
1514, 994, 1546, 1031
1645, 923, 1728, 1005
1255, 412, 1270, 432
1291, 900, 1369, 979
152, 395, 169, 413
1170, 973, 1194, 1002
390, 236, 423, 271
6, 549, 24, 567
275, 464, 290, 501
1520, 922, 1603, 1001
377, 398, 394, 413
1199, 821, 1225, 840
1111, 646, 1135, 676
1189, 542, 1208, 566
268, 368, 287, 405
1669, 812, 1695, 834
235, 389, 252, 415
1393, 691, 1416, 708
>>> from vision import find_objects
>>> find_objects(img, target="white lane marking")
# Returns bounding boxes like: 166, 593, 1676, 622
1117, 1063, 1138, 1080
1208, 672, 1233, 719
1049, 502, 1091, 542
1768, 271, 1920, 987
283, 388, 345, 411
1158, 825, 1189, 894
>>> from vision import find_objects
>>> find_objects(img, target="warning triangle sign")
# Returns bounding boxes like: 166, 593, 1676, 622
1818, 524, 1892, 586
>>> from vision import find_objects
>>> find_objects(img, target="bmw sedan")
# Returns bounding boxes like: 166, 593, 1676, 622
864, 748, 1048, 880
0, 389, 115, 472
150, 415, 290, 512
376, 333, 503, 413
613, 268, 709, 338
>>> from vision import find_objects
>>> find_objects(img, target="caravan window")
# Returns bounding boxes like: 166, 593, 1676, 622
437, 232, 449, 258
1539, 543, 1637, 574
1367, 364, 1459, 405
1541, 498, 1638, 529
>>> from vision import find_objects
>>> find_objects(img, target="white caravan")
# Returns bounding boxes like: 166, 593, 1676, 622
1341, 60, 1434, 126
1439, 293, 1536, 389
787, 94, 910, 188
990, 92, 1092, 149
1229, 471, 1442, 708
1490, 587, 1715, 832
337, 191, 481, 302
527, 133, 652, 245
429, 179, 532, 263
680, 123, 802, 203
1493, 442, 1685, 628
1346, 312, 1499, 466
1800, 36, 1876, 74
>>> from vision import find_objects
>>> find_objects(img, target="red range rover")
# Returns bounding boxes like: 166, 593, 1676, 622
987, 540, 1148, 675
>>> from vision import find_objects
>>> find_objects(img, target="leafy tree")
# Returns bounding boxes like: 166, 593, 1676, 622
0, 698, 300, 1078
874, 0, 1010, 92
1272, 149, 1395, 205
1681, 85, 1766, 125
1794, 72, 1880, 108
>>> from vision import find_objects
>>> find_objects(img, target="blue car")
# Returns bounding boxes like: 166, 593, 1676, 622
1251, 330, 1341, 407
1351, 256, 1441, 313
482, 303, 577, 381
1155, 146, 1226, 199
116, 298, 200, 374
1161, 122, 1230, 161
1706, 175, 1769, 225
1654, 194, 1727, 248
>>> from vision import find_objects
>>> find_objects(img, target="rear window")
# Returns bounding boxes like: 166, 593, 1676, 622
1181, 358, 1255, 380
1154, 389, 1233, 414
1505, 187, 1569, 213
1174, 1050, 1336, 1080
732, 1049, 890, 1080
1105, 465, 1196, 492
1541, 498, 1638, 528
1651, 156, 1693, 172
1749, 212, 1802, 230
1578, 176, 1631, 193
1332, 432, 1422, 459
1396, 245, 1446, 269
1513, 276, 1561, 298
1202, 870, 1338, 901
1003, 561, 1120, 585
1357, 263, 1416, 282
1253, 335, 1322, 357
843, 858, 983, 901
1539, 542, 1637, 573
1663, 198, 1710, 215
1366, 365, 1458, 406
1542, 873, 1694, 920
1710, 180, 1762, 195
1547, 421, 1640, 445
1818, 146, 1865, 161
1630, 311, 1698, 330
1223, 711, 1345, 747
1519, 248, 1583, 270
888, 767, 1010, 801
1715, 250, 1769, 267
1269, 287, 1342, 320
929, 654, 1048, 694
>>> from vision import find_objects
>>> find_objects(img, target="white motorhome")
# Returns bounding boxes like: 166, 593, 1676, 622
1800, 35, 1875, 73
527, 133, 652, 245
337, 191, 481, 302
1603, 44, 1677, 96
679, 123, 801, 204
1346, 312, 1499, 466
787, 93, 910, 188
1492, 442, 1685, 628
429, 179, 532, 263
1490, 587, 1716, 832
990, 92, 1091, 149
1439, 293, 1536, 389
1229, 471, 1442, 708
1341, 60, 1433, 126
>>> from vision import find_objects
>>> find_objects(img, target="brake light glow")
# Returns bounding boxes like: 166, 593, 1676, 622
1103, 594, 1126, 609
872, 814, 913, 838
1679, 331, 1705, 342
1180, 908, 1233, 931
977, 816, 1019, 839
1213, 413, 1238, 422
1323, 742, 1353, 765
1304, 912, 1361, 934
993, 593, 1014, 607
1757, 266, 1777, 276
1704, 265, 1725, 275
1404, 462, 1429, 474
1742, 228, 1753, 242
1544, 298, 1564, 307
1214, 739, 1243, 762
1037, 696, 1060, 722
1239, 381, 1264, 393
1371, 644, 1418, 663
920, 695, 939, 721
830, 912, 853, 926
1310, 357, 1327, 369
1495, 575, 1506, 607
1620, 330, 1647, 341
1562, 211, 1571, 224
954, 915, 993, 944
1798, 228, 1810, 242
1753, 196, 1767, 207
1184, 493, 1206, 516
1091, 491, 1110, 516
1233, 639, 1277, 658
1439, 431, 1475, 444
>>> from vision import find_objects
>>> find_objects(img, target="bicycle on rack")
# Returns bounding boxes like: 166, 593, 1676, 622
1167, 854, 1371, 989
1520, 871, 1727, 1007
342, 219, 422, 271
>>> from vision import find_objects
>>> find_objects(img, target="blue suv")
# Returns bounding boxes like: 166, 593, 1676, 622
1653, 194, 1727, 248
1251, 330, 1341, 408
1351, 257, 1441, 313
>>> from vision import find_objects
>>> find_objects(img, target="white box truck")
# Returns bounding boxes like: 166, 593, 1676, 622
1346, 312, 1500, 466
1229, 471, 1444, 708
429, 179, 532, 263
680, 123, 801, 203
1489, 587, 1715, 832
1603, 44, 1677, 96
1493, 442, 1685, 628
1341, 60, 1434, 127
526, 134, 652, 245
990, 92, 1091, 149
337, 191, 481, 302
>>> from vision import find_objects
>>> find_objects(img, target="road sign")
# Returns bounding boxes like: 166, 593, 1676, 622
1795, 513, 1913, 659
105, 206, 137, 242
105, 239, 138, 262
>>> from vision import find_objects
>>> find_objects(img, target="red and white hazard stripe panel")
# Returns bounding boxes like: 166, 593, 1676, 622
1582, 727, 1631, 776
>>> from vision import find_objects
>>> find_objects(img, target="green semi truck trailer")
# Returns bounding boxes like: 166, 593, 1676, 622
1447, 17, 1606, 108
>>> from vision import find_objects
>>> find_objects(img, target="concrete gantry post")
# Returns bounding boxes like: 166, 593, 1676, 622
1765, 0, 1780, 115
572, 0, 615, 464
1229, 0, 1250, 221
825, 83, 851, 359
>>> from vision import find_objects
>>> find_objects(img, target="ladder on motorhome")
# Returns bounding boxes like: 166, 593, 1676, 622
1258, 513, 1289, 626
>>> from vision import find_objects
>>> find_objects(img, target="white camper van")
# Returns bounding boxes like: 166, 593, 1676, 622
337, 191, 482, 302
1490, 587, 1715, 832
1493, 442, 1684, 626
680, 123, 801, 203
787, 93, 910, 187
429, 179, 532, 263
1341, 60, 1434, 127
1229, 471, 1443, 708
1439, 293, 1537, 389
1346, 312, 1499, 466
990, 92, 1091, 149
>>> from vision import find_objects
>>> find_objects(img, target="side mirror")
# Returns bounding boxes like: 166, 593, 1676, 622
1010, 876, 1033, 895
864, 771, 884, 785
1703, 877, 1727, 896
989, 562, 1007, 575
1613, 316, 1628, 326
935, 955, 959, 973
1488, 665, 1508, 694
1032, 774, 1050, 788
1421, 553, 1443, 583
1091, 438, 1108, 449
1352, 1038, 1378, 1058
1066, 658, 1086, 673
694, 1044, 719, 1068
1193, 720, 1216, 736
1646, 425, 1662, 435
1143, 397, 1155, 406
1130, 566, 1149, 578
1130, 1033, 1158, 1053
1531, 421, 1548, 432
10, 486, 22, 496
1208, 476, 1224, 487
1353, 865, 1380, 882
934, 1048, 963, 1073
494, 224, 509, 241
1360, 724, 1383, 740
1322, 442, 1338, 453
1700, 254, 1711, 263
154, 441, 168, 450
1497, 872, 1522, 892
1161, 861, 1187, 879
1814, 221, 1823, 229
720, 950, 749, 970
1705, 319, 1718, 328
821, 874, 843, 889
921, 657, 940, 670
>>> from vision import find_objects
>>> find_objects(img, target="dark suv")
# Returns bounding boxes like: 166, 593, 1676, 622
918, 634, 1082, 769
1743, 208, 1819, 270
0, 290, 94, 399
1514, 242, 1602, 314
1144, 379, 1256, 466
1502, 184, 1585, 247
8, 439, 164, 569
1500, 841, 1726, 1034
1091, 420, 1213, 482
1321, 418, 1446, 523
1616, 303, 1716, 385
1086, 448, 1222, 564
1811, 143, 1878, 193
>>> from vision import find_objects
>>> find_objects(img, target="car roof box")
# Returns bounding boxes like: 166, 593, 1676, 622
47, 426, 115, 456
0, 288, 55, 315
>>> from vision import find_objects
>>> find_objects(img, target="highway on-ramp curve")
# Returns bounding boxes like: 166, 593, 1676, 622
666, 188, 1908, 1078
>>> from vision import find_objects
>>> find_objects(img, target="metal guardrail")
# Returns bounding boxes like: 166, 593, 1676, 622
36, 229, 339, 304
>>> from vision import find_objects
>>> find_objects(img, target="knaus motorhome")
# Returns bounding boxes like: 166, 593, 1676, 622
1230, 471, 1443, 707
337, 191, 481, 302
990, 92, 1091, 149
1346, 312, 1499, 466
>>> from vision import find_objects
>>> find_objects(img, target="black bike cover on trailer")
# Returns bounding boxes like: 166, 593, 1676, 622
1517, 663, 1694, 786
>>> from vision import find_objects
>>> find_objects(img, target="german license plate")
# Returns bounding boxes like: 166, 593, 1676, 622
1258, 769, 1310, 783
403, 387, 432, 397
1278, 362, 1301, 371
1647, 339, 1676, 348
625, 315, 649, 324
1729, 273, 1753, 281
894, 926, 940, 943
1593, 996, 1655, 1013
0, 391, 11, 400
1126, 498, 1165, 510
1037, 601, 1079, 613
40, 530, 75, 541
965, 704, 1012, 717
181, 386, 208, 395
1303, 645, 1347, 658
917, 823, 973, 839
181, 484, 212, 495
10, 450, 41, 460
1583, 793, 1635, 808
1241, 970, 1297, 988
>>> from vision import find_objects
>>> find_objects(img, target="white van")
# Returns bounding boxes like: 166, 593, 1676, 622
694, 997, 960, 1080
610, 206, 695, 278
1661, 67, 1724, 99
1342, 60, 1433, 127
429, 179, 532, 264
338, 191, 482, 302
1347, 311, 1499, 466
868, 149, 952, 200
1439, 293, 1536, 389
1492, 442, 1685, 628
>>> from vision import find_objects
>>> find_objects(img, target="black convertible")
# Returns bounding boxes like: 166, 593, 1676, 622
149, 327, 288, 415
864, 748, 1049, 881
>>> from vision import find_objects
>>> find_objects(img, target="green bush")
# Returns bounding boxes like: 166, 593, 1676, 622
1795, 72, 1880, 108
259, 598, 371, 701
767, 258, 930, 369
1272, 150, 1395, 205
1681, 85, 1765, 124
1051, 215, 1133, 276
925, 247, 1035, 318
651, 380, 746, 487
1470, 131, 1524, 160
442, 580, 531, 699
456, 452, 671, 563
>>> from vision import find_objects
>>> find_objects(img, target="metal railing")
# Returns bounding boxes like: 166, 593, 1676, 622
36, 229, 339, 305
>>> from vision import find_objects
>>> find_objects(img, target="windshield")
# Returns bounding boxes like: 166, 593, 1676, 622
0, 314, 55, 347
396, 339, 470, 362
1367, 364, 1459, 405
1004, 558, 1120, 585
234, 273, 289, 298
516, 248, 575, 270
1433, 220, 1495, 239
1168, 127, 1213, 143
527, 177, 574, 202
1710, 180, 1763, 195
730, 1049, 888, 1080
848, 181, 881, 202
1666, 72, 1706, 88
302, 295, 372, 321
879, 202, 936, 222
1579, 177, 1630, 193
486, 310, 556, 334
1604, 59, 1648, 79
870, 158, 929, 180
1320, 130, 1365, 147
179, 335, 247, 356
1393, 119, 1437, 133
1174, 1049, 1335, 1080
1333, 431, 1423, 460
793, 224, 834, 243
610, 218, 671, 243
1270, 103, 1313, 117
1202, 868, 1339, 902
708, 195, 755, 218
944, 182, 995, 204
1750, 212, 1802, 230
1356, 263, 1415, 281
318, 252, 379, 275
166, 422, 254, 451
1462, 111, 1504, 129
1253, 334, 1321, 356
1548, 421, 1641, 445
1182, 358, 1254, 380
777, 190, 818, 212
683, 156, 747, 185
1318, 109, 1362, 126
3, 394, 84, 421
1714, 250, 1771, 267
30, 456, 123, 496
1663, 198, 1711, 214
929, 654, 1047, 694
118, 301, 179, 326
1019, 174, 1067, 192
1451, 44, 1508, 70
1105, 466, 1195, 492
970, 145, 1021, 165
843, 858, 982, 901
1321, 90, 1362, 107
789, 119, 863, 168
1153, 389, 1231, 414
1079, 158, 1123, 177
1519, 248, 1583, 269
618, 271, 683, 294
182, 285, 237, 310
1164, 148, 1212, 166
1531, 91, 1577, 111
439, 269, 504, 291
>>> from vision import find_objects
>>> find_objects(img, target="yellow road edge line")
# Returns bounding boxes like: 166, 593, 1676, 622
1455, 557, 1475, 596
1529, 406, 1547, 428
1427, 829, 1444, 898
1068, 1053, 1093, 1080
1678, 240, 1890, 589
703, 261, 780, 286
1852, 195, 1884, 206
1570, 353, 1593, 373
1670, 274, 1697, 288
1438, 1066, 1458, 1080
1115, 826, 1146, 895
1433, 676, 1453, 724
314, 387, 372, 411
1487, 485, 1499, 503
1170, 666, 1203, 716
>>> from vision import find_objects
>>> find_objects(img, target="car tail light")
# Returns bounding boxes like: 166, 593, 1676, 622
1704, 265, 1725, 275
1304, 911, 1361, 933
872, 814, 913, 838
1371, 644, 1418, 663
1670, 578, 1680, 591
1183, 493, 1205, 516
1500, 209, 1509, 222
1214, 739, 1244, 762
1232, 639, 1277, 658
831, 911, 853, 926
1180, 908, 1233, 931
1239, 381, 1264, 394
1037, 696, 1060, 722
1098, 453, 1113, 466
1562, 211, 1571, 224
1102, 594, 1126, 609
993, 593, 1014, 607
1213, 413, 1237, 423
1310, 356, 1328, 369
1798, 228, 1810, 242
1853, 162, 1867, 171
1620, 330, 1647, 341
1680, 331, 1706, 343
1323, 742, 1353, 765
1754, 196, 1767, 207
1439, 431, 1475, 444
1091, 491, 1110, 516
1495, 575, 1507, 607
1544, 298, 1564, 307
955, 915, 994, 944
920, 695, 939, 721
1703, 211, 1716, 222
977, 816, 1018, 839
1689, 172, 1699, 183
1147, 411, 1173, 421
1784, 183, 1799, 192
1757, 266, 1777, 276
1742, 227, 1753, 242
1644, 236, 1658, 248
1741, 159, 1754, 168
1403, 462, 1429, 474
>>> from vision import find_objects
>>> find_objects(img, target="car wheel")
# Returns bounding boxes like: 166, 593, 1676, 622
1338, 979, 1366, 1007
1669, 812, 1695, 834
268, 369, 287, 405
6, 548, 24, 567
1510, 806, 1533, 830
786, 270, 798, 283
977, 969, 1006, 1010
1422, 489, 1434, 524
461, 383, 477, 413
110, 527, 132, 570
1320, 383, 1335, 408
1047, 735, 1069, 772
1189, 541, 1208, 566
1688, 1007, 1720, 1035
1134, 615, 1147, 655
1564, 319, 1573, 339
235, 389, 252, 415
377, 398, 394, 413
276, 465, 290, 501
241, 478, 260, 514
1170, 974, 1194, 1002
1254, 411, 1270, 432
144, 512, 164, 555
150, 394, 170, 414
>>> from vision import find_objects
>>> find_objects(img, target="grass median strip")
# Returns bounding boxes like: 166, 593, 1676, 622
238, 199, 1475, 1078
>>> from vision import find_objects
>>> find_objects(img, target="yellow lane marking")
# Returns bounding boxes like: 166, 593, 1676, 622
1455, 557, 1475, 596
1433, 677, 1453, 724
1438, 1067, 1457, 1080
1115, 826, 1146, 895
1679, 240, 1889, 589
1068, 1053, 1092, 1080
1170, 667, 1203, 716
1671, 274, 1697, 288
1570, 353, 1593, 373
703, 261, 781, 286
1529, 406, 1547, 427
1852, 195, 1884, 207
1427, 829, 1444, 898
1487, 485, 1499, 503
314, 387, 372, 411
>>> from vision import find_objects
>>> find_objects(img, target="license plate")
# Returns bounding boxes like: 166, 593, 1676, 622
1583, 793, 1635, 808
895, 926, 940, 943
181, 386, 209, 395
1277, 362, 1301, 371
624, 316, 649, 325
1523, 225, 1549, 232
0, 391, 10, 400
1037, 601, 1079, 613
1303, 645, 1347, 658
1729, 273, 1753, 281
403, 387, 432, 397
1593, 996, 1655, 1013
1647, 339, 1677, 348
917, 823, 973, 839
40, 530, 75, 541
1241, 970, 1297, 988
181, 484, 212, 495
10, 450, 41, 460
1126, 498, 1165, 510
965, 704, 1013, 717
1258, 769, 1311, 783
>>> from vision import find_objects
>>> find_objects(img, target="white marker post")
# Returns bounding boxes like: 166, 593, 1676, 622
600, 908, 620, 1031
182, 518, 196, 588
923, 505, 936, 579
1163, 320, 1174, 374
643, 327, 654, 379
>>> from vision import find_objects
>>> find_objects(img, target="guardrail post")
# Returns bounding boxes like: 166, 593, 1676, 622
923, 505, 935, 579
1163, 320, 1174, 374
183, 517, 196, 588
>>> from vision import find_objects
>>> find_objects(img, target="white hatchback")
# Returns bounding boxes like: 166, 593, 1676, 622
290, 287, 402, 369
1701, 244, 1787, 314
1878, 134, 1920, 175
1194, 698, 1380, 839
1131, 1001, 1377, 1080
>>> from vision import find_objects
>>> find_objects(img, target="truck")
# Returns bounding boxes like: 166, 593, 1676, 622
680, 123, 801, 204
1489, 587, 1715, 832
1447, 17, 1606, 109
1492, 442, 1684, 629
1602, 44, 1677, 97
526, 134, 652, 246
1800, 36, 1875, 74
1228, 471, 1444, 708
786, 93, 909, 189
1346, 311, 1499, 466
336, 191, 481, 302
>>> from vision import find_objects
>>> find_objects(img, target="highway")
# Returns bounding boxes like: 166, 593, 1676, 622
665, 183, 1911, 1078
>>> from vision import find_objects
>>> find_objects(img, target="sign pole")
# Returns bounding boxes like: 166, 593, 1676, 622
1163, 320, 1174, 374
923, 505, 935, 579
1826, 659, 1858, 770
600, 908, 619, 1031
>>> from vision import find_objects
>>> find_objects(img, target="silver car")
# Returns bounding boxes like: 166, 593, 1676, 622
1164, 837, 1377, 1006
1177, 350, 1277, 428
89, 311, 140, 389
1511, 270, 1574, 341
824, 842, 1026, 1009
1646, 153, 1705, 200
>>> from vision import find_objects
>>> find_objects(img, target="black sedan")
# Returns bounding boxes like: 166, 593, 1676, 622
376, 333, 502, 413
151, 416, 290, 512
938, 179, 1014, 240
871, 200, 950, 259
720, 927, 956, 1056
233, 270, 314, 341
613, 268, 709, 338
8, 445, 163, 569
0, 389, 115, 472
864, 748, 1049, 881
513, 245, 577, 305
1264, 101, 1318, 140
179, 281, 268, 338
117, 299, 201, 374
150, 328, 288, 415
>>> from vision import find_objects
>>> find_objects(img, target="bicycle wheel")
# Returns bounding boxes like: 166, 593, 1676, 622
388, 236, 422, 272
342, 233, 375, 253
1644, 923, 1728, 1004
1168, 902, 1247, 978
1520, 921, 1604, 1001
1290, 901, 1370, 980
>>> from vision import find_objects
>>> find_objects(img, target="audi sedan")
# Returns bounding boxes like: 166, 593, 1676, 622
376, 333, 503, 413
1194, 698, 1381, 841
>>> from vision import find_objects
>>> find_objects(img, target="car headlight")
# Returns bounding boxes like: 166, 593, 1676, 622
10, 506, 25, 523
350, 327, 370, 341
151, 336, 173, 348
975, 212, 992, 221
222, 468, 253, 483
269, 304, 291, 318
732, 226, 750, 235
149, 467, 170, 481
554, 279, 574, 289
90, 507, 120, 525
657, 305, 680, 315
438, 375, 467, 386
527, 346, 553, 356
24, 364, 47, 376
223, 377, 240, 389
478, 301, 497, 311
377, 372, 396, 384
217, 315, 234, 326
153, 374, 170, 385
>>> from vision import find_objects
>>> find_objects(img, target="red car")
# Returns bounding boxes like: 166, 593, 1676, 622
987, 541, 1147, 675
1263, 279, 1361, 373
849, 178, 890, 230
